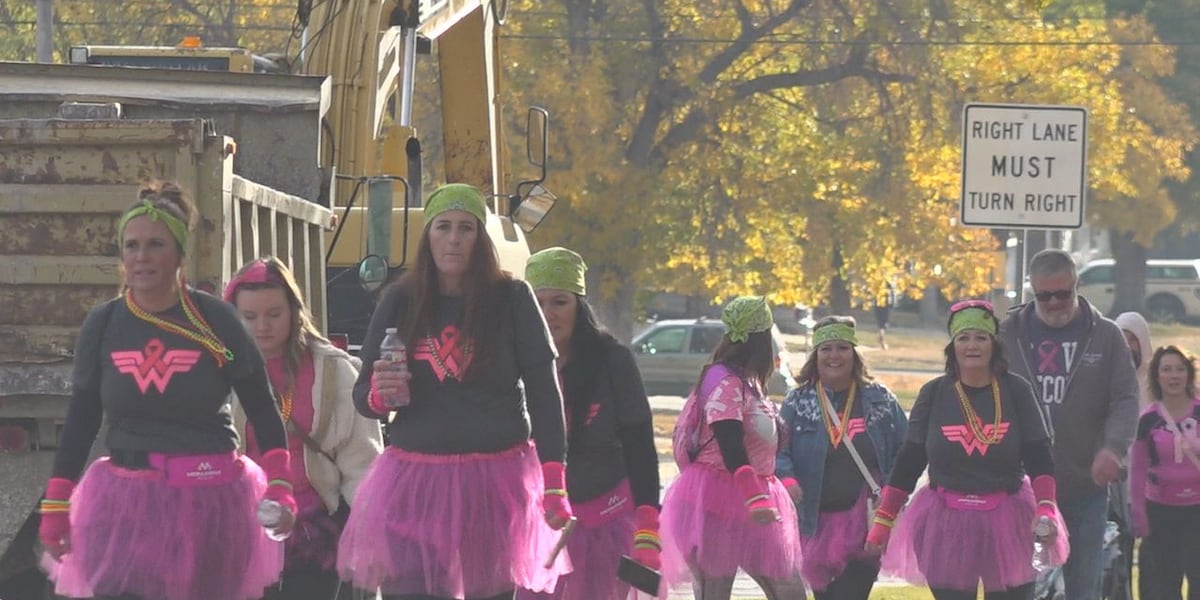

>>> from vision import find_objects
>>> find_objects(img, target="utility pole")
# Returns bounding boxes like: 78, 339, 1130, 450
36, 0, 53, 63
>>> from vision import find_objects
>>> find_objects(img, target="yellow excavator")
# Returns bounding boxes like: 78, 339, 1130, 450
67, 1, 556, 348
299, 0, 557, 348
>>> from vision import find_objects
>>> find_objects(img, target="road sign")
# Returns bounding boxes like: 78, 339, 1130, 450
960, 103, 1087, 229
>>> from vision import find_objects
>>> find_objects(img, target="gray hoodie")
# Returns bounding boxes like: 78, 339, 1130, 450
999, 297, 1140, 502
1113, 312, 1154, 409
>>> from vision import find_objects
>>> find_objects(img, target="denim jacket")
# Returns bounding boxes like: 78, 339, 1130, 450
775, 380, 908, 537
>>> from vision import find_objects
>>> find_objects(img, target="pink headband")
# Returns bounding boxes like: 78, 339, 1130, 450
223, 260, 285, 302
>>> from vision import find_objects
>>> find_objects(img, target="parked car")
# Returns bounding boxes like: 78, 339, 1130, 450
631, 317, 796, 397
1076, 258, 1200, 322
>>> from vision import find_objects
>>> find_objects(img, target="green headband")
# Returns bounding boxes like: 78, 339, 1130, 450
424, 183, 487, 226
813, 322, 857, 348
949, 307, 997, 338
118, 200, 188, 251
526, 247, 587, 295
722, 296, 773, 343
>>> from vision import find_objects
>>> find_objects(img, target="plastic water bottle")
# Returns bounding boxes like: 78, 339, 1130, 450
378, 327, 411, 408
1031, 515, 1052, 572
257, 499, 292, 541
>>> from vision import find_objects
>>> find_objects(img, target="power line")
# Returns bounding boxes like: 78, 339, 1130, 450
499, 32, 1200, 47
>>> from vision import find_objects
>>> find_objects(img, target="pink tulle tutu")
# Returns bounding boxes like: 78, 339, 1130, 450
516, 509, 636, 600
660, 463, 801, 586
881, 478, 1070, 591
44, 455, 283, 600
801, 491, 875, 592
337, 442, 570, 598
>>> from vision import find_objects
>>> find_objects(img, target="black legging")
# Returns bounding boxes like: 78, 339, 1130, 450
929, 582, 1034, 600
812, 557, 880, 600
380, 591, 513, 600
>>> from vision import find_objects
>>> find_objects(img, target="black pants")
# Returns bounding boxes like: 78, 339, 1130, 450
262, 565, 351, 600
812, 557, 880, 600
929, 582, 1033, 600
1139, 501, 1200, 600
380, 591, 513, 600
689, 573, 807, 600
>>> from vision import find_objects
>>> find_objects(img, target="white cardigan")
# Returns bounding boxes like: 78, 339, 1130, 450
235, 340, 383, 514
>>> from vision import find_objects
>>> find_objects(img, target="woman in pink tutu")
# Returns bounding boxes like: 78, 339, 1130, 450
660, 296, 804, 599
776, 316, 908, 599
37, 181, 296, 600
865, 299, 1068, 599
1129, 345, 1200, 599
515, 247, 661, 599
336, 184, 573, 600
226, 256, 383, 600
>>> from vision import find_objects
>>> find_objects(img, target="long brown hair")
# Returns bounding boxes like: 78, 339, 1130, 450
394, 218, 509, 382
227, 256, 329, 384
691, 330, 775, 392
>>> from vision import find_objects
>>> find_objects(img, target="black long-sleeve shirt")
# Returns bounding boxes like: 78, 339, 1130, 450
53, 291, 286, 480
353, 279, 566, 463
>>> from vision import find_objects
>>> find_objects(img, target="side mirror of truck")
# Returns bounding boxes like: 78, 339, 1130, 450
510, 106, 557, 233
358, 254, 389, 292
513, 184, 557, 233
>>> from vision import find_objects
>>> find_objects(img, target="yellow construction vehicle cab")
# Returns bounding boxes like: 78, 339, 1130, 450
299, 0, 556, 348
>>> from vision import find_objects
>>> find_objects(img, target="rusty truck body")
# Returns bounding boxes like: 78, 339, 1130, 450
0, 62, 334, 557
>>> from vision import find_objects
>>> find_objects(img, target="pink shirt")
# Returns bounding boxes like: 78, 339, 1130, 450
248, 353, 320, 513
1133, 398, 1200, 506
693, 365, 780, 475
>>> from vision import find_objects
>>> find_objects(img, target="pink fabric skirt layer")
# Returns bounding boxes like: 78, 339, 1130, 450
337, 442, 569, 598
882, 478, 1070, 592
660, 463, 801, 586
44, 456, 283, 600
516, 509, 637, 600
801, 490, 875, 592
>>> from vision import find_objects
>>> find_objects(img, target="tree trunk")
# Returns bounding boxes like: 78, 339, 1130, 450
830, 244, 852, 315
1110, 228, 1148, 316
589, 266, 640, 343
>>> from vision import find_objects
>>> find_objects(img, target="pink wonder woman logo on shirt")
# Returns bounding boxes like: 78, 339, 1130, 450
842, 417, 867, 443
412, 324, 472, 382
111, 338, 202, 394
941, 420, 1011, 456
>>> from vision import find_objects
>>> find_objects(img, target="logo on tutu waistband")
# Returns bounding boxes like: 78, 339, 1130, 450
186, 461, 222, 480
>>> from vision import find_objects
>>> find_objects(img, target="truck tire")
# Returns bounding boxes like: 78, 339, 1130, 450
1146, 294, 1185, 324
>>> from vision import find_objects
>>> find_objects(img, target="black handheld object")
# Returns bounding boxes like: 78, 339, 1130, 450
618, 555, 661, 596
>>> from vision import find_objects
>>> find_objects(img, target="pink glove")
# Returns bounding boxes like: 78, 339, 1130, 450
258, 448, 298, 516
1031, 475, 1061, 541
733, 465, 779, 523
39, 478, 74, 559
541, 462, 573, 529
632, 504, 662, 570
367, 372, 389, 415
865, 485, 909, 550
781, 476, 803, 505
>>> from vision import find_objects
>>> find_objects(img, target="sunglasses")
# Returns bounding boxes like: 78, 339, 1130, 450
1033, 289, 1074, 302
950, 299, 994, 314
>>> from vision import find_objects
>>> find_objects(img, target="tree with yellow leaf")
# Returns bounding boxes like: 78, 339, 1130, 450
501, 0, 1193, 336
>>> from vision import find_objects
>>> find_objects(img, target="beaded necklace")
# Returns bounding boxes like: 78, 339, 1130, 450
276, 388, 293, 421
954, 379, 1003, 445
124, 289, 233, 367
425, 333, 471, 381
817, 380, 858, 448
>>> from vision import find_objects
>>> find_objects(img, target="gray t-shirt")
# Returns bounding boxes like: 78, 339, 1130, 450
907, 373, 1049, 493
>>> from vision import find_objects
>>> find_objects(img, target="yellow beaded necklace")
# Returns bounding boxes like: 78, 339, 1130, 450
817, 380, 858, 448
954, 379, 1003, 445
276, 388, 293, 421
124, 289, 233, 367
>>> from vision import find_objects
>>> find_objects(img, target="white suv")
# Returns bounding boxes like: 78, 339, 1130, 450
1077, 258, 1200, 322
